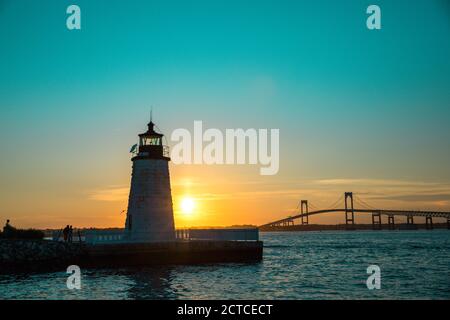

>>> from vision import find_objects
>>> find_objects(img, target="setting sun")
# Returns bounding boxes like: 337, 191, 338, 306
180, 197, 196, 215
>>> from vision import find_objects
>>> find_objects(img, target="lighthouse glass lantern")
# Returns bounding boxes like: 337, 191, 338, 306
136, 121, 169, 159
124, 120, 175, 242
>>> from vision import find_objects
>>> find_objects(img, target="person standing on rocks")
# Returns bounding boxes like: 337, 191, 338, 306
68, 226, 73, 243
63, 225, 70, 242
3, 220, 13, 237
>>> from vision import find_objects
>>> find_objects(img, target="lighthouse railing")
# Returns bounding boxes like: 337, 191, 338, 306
84, 229, 126, 244
175, 228, 259, 241
163, 145, 170, 158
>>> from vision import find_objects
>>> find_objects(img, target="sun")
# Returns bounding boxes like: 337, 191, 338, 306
180, 197, 196, 215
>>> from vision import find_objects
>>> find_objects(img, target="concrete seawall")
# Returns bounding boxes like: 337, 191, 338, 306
83, 240, 263, 268
0, 239, 263, 273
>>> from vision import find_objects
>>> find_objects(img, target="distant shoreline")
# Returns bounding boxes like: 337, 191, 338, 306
22, 224, 450, 238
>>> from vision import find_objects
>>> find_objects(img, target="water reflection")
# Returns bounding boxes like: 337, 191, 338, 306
1, 231, 450, 299
122, 266, 178, 299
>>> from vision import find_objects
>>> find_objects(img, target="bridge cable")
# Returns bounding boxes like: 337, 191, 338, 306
325, 195, 344, 209
309, 202, 319, 211
286, 200, 302, 217
354, 199, 371, 210
354, 198, 375, 210
354, 194, 376, 209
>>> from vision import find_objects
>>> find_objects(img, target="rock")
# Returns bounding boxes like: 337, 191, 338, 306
0, 239, 87, 273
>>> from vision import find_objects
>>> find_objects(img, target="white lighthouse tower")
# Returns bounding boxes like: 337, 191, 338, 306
124, 119, 176, 242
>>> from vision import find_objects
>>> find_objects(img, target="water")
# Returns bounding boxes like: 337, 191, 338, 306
1, 230, 450, 299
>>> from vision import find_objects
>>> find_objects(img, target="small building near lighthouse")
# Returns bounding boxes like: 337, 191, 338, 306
124, 120, 176, 242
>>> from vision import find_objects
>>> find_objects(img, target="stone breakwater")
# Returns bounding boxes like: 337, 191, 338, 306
0, 239, 87, 273
0, 239, 263, 274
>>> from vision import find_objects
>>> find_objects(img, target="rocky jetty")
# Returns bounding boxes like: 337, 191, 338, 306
0, 239, 86, 273
0, 239, 263, 274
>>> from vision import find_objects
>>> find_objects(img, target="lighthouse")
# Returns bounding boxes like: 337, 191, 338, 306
124, 119, 176, 242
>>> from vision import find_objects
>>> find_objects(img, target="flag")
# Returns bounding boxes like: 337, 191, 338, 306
130, 144, 138, 153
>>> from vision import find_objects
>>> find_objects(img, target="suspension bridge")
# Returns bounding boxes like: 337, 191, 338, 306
259, 192, 450, 230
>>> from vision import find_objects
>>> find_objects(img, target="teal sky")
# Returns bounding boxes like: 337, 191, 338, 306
1, 0, 450, 227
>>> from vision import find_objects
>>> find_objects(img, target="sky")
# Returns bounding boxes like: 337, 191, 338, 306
0, 0, 449, 229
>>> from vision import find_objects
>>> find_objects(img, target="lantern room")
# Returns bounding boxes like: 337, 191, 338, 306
135, 121, 170, 160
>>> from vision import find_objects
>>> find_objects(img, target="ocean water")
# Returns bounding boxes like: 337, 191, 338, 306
1, 230, 449, 300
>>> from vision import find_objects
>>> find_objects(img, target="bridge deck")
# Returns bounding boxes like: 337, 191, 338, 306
260, 209, 450, 228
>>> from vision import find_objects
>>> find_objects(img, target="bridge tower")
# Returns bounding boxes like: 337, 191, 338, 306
372, 211, 381, 230
344, 192, 355, 227
301, 200, 309, 225
406, 215, 414, 225
388, 215, 395, 230
426, 216, 433, 230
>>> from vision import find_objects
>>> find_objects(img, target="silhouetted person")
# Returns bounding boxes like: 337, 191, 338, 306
3, 219, 13, 237
63, 225, 70, 242
68, 225, 73, 243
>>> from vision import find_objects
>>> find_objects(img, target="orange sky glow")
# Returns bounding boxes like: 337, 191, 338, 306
2, 161, 450, 230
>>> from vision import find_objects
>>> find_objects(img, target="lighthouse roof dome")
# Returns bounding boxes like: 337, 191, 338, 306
138, 121, 164, 138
